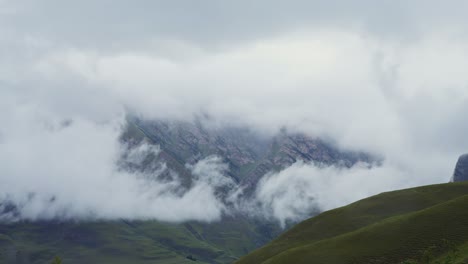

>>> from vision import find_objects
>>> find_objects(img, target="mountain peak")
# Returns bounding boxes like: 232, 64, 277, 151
452, 154, 468, 182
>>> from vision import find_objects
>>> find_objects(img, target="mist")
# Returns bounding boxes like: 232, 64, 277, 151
1, 0, 468, 224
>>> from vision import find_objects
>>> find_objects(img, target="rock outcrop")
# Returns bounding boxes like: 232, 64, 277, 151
452, 154, 468, 182
128, 117, 375, 188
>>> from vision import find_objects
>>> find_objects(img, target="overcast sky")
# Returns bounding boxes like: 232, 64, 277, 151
1, 1, 468, 222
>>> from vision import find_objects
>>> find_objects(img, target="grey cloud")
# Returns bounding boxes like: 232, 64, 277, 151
3, 0, 468, 53
2, 1, 468, 225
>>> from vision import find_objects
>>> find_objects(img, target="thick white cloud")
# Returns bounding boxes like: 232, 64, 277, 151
0, 103, 232, 221
254, 161, 418, 227
28, 29, 468, 165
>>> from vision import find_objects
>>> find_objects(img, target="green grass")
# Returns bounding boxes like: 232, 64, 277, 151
0, 216, 273, 264
236, 182, 468, 264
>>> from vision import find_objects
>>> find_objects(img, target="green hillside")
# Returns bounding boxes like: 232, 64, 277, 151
237, 182, 468, 264
0, 216, 277, 264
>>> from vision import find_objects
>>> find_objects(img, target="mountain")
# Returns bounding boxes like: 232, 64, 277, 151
128, 117, 373, 190
453, 154, 468, 182
0, 118, 373, 264
236, 182, 468, 264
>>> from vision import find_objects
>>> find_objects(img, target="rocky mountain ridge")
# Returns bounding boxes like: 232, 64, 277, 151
127, 117, 374, 192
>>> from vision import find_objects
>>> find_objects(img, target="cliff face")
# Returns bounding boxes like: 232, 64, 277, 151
453, 154, 468, 182
128, 118, 374, 190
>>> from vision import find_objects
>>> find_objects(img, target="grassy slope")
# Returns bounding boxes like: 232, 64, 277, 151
0, 217, 266, 264
237, 182, 468, 264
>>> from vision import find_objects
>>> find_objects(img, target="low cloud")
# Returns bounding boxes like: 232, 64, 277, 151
0, 120, 419, 226
0, 110, 233, 222
0, 101, 419, 224
253, 161, 417, 227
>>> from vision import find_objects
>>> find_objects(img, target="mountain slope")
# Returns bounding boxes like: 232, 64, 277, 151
130, 117, 373, 188
0, 216, 271, 264
0, 118, 376, 264
236, 182, 468, 264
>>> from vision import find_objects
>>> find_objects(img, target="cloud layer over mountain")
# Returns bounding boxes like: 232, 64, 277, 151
1, 0, 468, 223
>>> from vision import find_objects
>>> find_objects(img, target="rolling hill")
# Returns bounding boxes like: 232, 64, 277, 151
0, 216, 278, 264
236, 182, 468, 264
